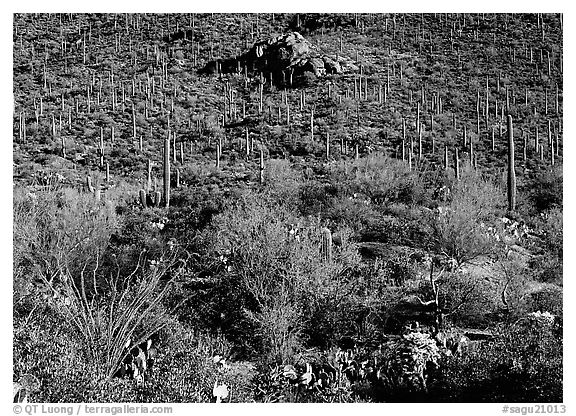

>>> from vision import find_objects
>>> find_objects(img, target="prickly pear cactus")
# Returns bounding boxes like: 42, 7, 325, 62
377, 332, 441, 393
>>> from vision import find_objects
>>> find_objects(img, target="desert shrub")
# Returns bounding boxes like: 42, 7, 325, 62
263, 158, 304, 209
325, 154, 428, 206
529, 207, 562, 283
14, 300, 101, 402
14, 303, 253, 402
298, 181, 334, 217
497, 258, 536, 319
13, 186, 118, 303
526, 165, 562, 213
435, 269, 500, 328
523, 285, 562, 317
293, 70, 317, 87
199, 191, 362, 362
113, 322, 255, 403
427, 170, 506, 267
323, 196, 378, 231
433, 317, 562, 402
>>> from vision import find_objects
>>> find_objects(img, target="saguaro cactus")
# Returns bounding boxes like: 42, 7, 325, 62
164, 134, 170, 208
99, 127, 104, 166
310, 108, 315, 140
146, 159, 152, 191
86, 175, 95, 193
139, 189, 147, 208
245, 128, 250, 158
454, 147, 460, 180
507, 115, 516, 212
132, 103, 137, 138
321, 227, 333, 263
259, 148, 265, 185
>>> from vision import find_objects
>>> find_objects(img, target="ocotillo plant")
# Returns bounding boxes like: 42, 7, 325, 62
164, 134, 170, 208
507, 115, 516, 212
320, 227, 333, 263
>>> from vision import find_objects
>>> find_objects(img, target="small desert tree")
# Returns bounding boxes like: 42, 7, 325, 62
206, 191, 361, 362
428, 168, 505, 268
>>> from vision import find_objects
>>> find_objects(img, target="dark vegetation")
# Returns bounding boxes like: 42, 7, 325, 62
13, 13, 562, 402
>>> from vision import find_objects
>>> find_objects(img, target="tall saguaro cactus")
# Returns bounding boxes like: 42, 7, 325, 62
164, 134, 171, 208
507, 115, 516, 212
454, 147, 460, 180
259, 148, 265, 185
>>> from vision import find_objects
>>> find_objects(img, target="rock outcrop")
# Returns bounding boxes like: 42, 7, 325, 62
247, 32, 358, 79
201, 32, 358, 85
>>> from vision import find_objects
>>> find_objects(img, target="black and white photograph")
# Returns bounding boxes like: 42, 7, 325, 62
10, 8, 566, 409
